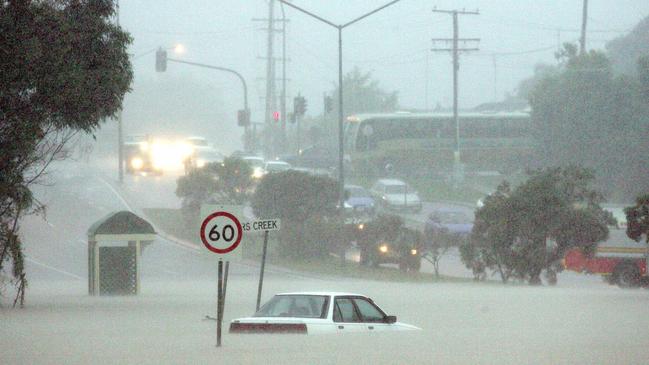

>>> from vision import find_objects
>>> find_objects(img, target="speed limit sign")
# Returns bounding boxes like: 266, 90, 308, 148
200, 211, 243, 254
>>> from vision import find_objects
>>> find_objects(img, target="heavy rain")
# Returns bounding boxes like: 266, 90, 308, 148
2, 1, 649, 364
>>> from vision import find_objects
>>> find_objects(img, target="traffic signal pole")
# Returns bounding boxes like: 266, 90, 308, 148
279, 0, 403, 211
157, 54, 251, 151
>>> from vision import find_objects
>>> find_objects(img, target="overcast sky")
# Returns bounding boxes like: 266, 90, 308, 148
117, 0, 649, 151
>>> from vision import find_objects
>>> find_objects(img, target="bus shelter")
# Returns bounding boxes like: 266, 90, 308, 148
87, 211, 156, 296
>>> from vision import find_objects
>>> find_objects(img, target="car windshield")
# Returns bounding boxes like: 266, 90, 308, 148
385, 185, 407, 194
254, 295, 329, 318
266, 162, 290, 172
244, 158, 264, 168
346, 186, 370, 198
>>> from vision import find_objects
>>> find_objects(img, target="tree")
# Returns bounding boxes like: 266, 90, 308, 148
251, 171, 338, 258
0, 0, 132, 306
464, 167, 612, 285
319, 67, 399, 146
528, 43, 649, 201
626, 194, 649, 244
175, 157, 253, 223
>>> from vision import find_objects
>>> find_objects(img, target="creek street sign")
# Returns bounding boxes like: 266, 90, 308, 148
243, 219, 281, 232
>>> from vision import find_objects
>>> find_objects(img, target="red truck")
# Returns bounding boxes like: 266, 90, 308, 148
563, 226, 648, 288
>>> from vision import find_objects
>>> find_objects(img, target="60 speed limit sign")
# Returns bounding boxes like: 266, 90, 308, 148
200, 211, 243, 254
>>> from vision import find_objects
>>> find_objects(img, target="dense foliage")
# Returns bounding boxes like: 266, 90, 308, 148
252, 171, 338, 258
625, 194, 649, 244
461, 167, 613, 285
0, 0, 132, 306
175, 157, 252, 223
526, 43, 649, 201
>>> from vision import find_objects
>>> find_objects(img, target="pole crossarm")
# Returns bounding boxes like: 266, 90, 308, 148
432, 9, 479, 15
167, 58, 249, 110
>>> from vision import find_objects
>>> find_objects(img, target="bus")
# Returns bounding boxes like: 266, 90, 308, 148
343, 111, 534, 176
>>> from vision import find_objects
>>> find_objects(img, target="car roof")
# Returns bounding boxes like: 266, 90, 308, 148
376, 178, 406, 186
276, 291, 366, 297
345, 184, 365, 189
266, 161, 289, 165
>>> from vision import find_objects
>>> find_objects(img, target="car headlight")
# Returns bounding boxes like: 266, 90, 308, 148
379, 244, 388, 253
357, 223, 365, 231
130, 157, 144, 170
196, 159, 206, 168
410, 249, 418, 256
252, 167, 265, 179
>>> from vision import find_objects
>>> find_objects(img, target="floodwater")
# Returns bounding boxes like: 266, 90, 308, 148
2, 274, 649, 364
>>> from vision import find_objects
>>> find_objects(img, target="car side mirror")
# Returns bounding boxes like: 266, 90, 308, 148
384, 315, 397, 324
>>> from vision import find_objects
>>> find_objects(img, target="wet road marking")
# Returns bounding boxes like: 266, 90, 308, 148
26, 256, 83, 280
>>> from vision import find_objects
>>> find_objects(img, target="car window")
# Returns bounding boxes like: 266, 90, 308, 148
385, 185, 406, 194
254, 295, 328, 318
334, 298, 360, 322
353, 298, 386, 322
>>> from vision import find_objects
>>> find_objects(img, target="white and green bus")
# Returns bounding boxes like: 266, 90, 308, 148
343, 111, 534, 176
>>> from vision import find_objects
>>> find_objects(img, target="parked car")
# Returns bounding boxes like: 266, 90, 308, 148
424, 208, 473, 245
370, 179, 422, 213
229, 292, 420, 334
344, 185, 376, 215
264, 160, 292, 174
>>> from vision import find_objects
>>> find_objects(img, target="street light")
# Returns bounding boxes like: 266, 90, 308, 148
279, 0, 403, 211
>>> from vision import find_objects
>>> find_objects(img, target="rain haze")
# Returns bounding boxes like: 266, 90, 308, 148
2, 1, 649, 364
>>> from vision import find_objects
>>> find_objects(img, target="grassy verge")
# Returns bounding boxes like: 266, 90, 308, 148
269, 254, 476, 284
143, 208, 197, 243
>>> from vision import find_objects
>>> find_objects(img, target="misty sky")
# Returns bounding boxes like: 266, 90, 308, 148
117, 1, 649, 152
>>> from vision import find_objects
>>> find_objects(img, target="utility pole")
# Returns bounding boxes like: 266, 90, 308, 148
431, 8, 479, 186
280, 3, 288, 149
264, 0, 276, 158
580, 0, 588, 55
116, 0, 124, 184
254, 2, 290, 157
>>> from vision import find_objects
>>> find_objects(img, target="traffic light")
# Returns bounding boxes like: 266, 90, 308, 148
272, 111, 280, 122
237, 109, 250, 127
155, 48, 167, 72
324, 95, 333, 114
294, 95, 307, 117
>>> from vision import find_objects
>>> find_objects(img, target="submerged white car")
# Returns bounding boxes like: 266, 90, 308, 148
230, 292, 420, 334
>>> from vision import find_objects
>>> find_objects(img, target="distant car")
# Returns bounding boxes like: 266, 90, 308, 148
264, 160, 292, 174
358, 220, 423, 272
185, 147, 224, 172
344, 185, 376, 215
370, 179, 422, 213
185, 136, 210, 149
124, 134, 163, 175
229, 292, 420, 334
242, 156, 266, 179
424, 208, 473, 244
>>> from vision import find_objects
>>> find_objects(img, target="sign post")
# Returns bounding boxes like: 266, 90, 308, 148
256, 231, 269, 311
200, 211, 243, 348
241, 218, 281, 312
200, 212, 280, 346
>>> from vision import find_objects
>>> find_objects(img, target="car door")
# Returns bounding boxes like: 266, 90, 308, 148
352, 297, 394, 332
332, 297, 365, 333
